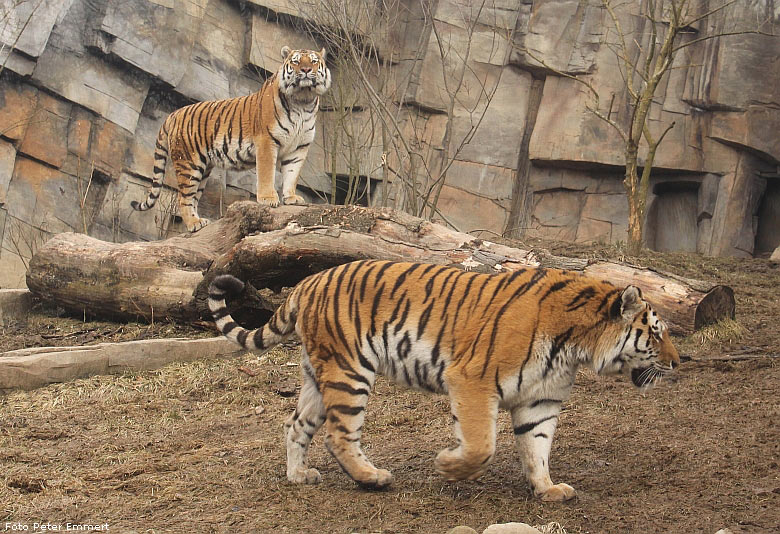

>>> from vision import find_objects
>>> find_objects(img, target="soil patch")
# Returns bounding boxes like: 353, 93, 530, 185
0, 303, 214, 354
1, 349, 777, 533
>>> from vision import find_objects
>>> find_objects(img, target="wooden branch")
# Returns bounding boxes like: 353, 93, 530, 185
603, 0, 636, 96
672, 29, 771, 53
701, 354, 779, 362
26, 202, 735, 335
682, 0, 739, 28
655, 120, 676, 145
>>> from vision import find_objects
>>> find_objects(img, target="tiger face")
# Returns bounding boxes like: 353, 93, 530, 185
596, 286, 681, 388
279, 46, 331, 101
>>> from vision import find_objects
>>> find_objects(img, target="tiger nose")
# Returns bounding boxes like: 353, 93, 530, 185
300, 66, 312, 74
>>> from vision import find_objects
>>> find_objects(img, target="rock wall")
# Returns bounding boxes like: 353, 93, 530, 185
519, 1, 780, 258
0, 0, 778, 288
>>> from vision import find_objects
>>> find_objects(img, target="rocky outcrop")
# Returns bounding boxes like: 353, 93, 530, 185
0, 0, 778, 287
514, 1, 779, 257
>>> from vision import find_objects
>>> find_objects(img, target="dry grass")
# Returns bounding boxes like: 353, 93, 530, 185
691, 318, 747, 347
534, 522, 568, 534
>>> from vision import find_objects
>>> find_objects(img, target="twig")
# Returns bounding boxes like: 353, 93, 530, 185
698, 354, 778, 362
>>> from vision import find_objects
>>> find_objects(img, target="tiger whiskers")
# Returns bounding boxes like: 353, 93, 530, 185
636, 363, 671, 388
636, 367, 655, 388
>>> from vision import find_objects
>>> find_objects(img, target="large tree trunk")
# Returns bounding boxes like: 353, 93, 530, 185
27, 202, 734, 335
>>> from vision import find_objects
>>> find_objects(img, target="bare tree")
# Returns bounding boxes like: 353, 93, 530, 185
288, 0, 517, 229
521, 0, 773, 253
5, 215, 49, 272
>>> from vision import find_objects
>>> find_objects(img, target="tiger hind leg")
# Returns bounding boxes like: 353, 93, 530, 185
190, 165, 213, 229
284, 357, 326, 484
510, 403, 575, 501
435, 379, 498, 481
318, 356, 391, 489
174, 162, 209, 232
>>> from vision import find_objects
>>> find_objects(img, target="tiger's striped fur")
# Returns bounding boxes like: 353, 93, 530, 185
208, 260, 680, 500
131, 46, 331, 232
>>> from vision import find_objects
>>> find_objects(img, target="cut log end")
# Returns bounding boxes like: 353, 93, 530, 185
694, 285, 736, 330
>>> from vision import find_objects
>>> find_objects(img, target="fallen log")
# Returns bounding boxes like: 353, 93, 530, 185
26, 201, 734, 335
584, 262, 735, 334
25, 202, 275, 322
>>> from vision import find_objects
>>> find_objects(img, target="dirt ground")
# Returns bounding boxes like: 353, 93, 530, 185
1, 242, 778, 534
0, 309, 213, 354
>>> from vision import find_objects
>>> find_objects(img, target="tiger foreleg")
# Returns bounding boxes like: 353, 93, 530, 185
435, 382, 498, 481
285, 357, 325, 484
255, 135, 280, 207
280, 145, 310, 206
510, 403, 575, 501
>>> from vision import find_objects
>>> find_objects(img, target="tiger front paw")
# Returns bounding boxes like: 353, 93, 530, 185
355, 468, 393, 490
434, 448, 489, 481
257, 192, 280, 208
287, 467, 322, 484
283, 194, 306, 206
537, 483, 576, 502
187, 218, 210, 232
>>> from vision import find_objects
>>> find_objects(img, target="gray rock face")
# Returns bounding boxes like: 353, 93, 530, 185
92, 0, 197, 89
0, 0, 68, 75
0, 0, 778, 287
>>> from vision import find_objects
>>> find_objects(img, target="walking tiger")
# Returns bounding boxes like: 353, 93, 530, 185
208, 260, 680, 501
131, 46, 331, 232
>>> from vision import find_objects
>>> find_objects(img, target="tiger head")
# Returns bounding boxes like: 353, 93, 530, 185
279, 46, 332, 102
595, 286, 680, 388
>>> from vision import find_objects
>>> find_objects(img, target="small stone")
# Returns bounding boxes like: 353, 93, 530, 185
447, 527, 478, 534
714, 529, 734, 534
275, 379, 298, 397
254, 405, 266, 415
482, 523, 542, 534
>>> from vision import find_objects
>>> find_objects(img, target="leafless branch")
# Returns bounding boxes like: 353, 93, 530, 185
672, 29, 773, 53
682, 0, 738, 28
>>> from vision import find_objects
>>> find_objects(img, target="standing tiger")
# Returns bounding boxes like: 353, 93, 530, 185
131, 46, 331, 232
208, 260, 680, 501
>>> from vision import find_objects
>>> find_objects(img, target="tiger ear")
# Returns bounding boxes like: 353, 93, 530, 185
617, 286, 644, 320
319, 48, 327, 61
281, 46, 291, 60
